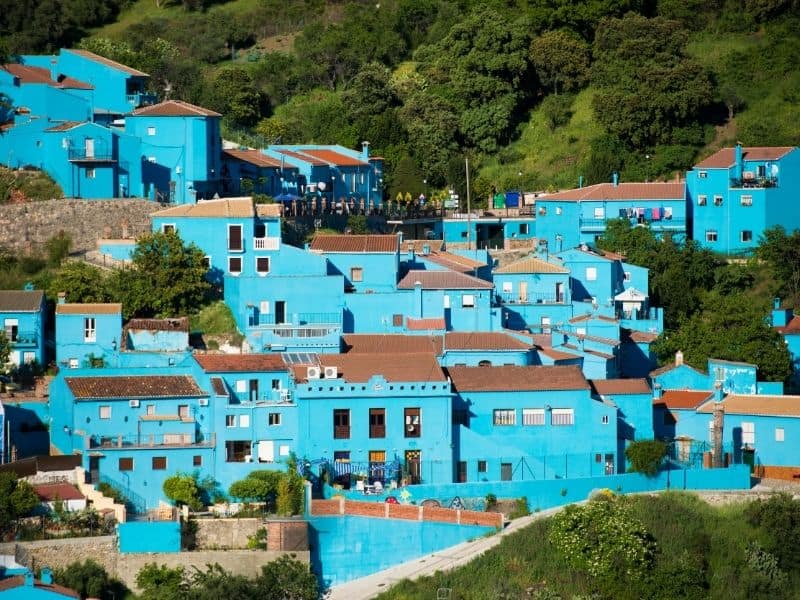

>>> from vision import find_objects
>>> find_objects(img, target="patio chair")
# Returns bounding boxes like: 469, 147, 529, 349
355, 480, 365, 493
373, 480, 384, 494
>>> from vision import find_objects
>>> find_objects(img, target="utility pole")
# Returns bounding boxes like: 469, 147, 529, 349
466, 157, 472, 250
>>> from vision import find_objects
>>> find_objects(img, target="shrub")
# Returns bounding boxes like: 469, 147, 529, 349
485, 493, 497, 511
625, 440, 667, 477
163, 473, 204, 511
509, 497, 530, 520
247, 527, 268, 550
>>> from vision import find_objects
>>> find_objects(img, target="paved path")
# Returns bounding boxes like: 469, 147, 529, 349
326, 507, 562, 600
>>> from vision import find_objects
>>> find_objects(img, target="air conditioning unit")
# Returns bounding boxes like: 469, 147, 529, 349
129, 399, 140, 408
743, 170, 755, 180
323, 366, 338, 379
307, 366, 321, 380
198, 398, 209, 407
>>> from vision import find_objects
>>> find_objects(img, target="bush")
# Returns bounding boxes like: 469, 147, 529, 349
163, 473, 204, 511
247, 527, 268, 550
625, 440, 667, 477
509, 497, 530, 520
540, 94, 575, 131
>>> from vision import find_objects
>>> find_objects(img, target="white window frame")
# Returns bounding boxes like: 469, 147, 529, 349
697, 195, 707, 206
462, 294, 475, 308
84, 317, 96, 342
350, 267, 363, 282
706, 230, 718, 242
147, 126, 156, 136
541, 316, 551, 334
269, 412, 281, 426
225, 415, 235, 428
555, 206, 562, 215
698, 171, 707, 179
502, 281, 513, 294
775, 427, 785, 442
740, 195, 753, 206
239, 414, 250, 428
256, 256, 270, 276
146, 404, 156, 416
161, 223, 176, 235
443, 295, 451, 309
228, 256, 242, 275
586, 267, 597, 281
624, 271, 632, 282
99, 405, 111, 419
235, 380, 247, 393
493, 409, 516, 426
742, 422, 755, 445
522, 408, 545, 426
601, 415, 609, 425
713, 195, 724, 206
551, 408, 574, 426
593, 207, 605, 219
68, 358, 79, 369
86, 168, 96, 179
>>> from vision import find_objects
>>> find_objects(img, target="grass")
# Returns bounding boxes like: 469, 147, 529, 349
189, 300, 238, 335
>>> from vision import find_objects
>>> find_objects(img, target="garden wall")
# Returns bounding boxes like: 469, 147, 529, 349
193, 518, 308, 551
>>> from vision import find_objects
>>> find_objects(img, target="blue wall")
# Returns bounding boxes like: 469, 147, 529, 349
117, 520, 181, 553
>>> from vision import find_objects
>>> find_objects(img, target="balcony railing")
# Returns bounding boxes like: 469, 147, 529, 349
730, 176, 777, 189
126, 92, 158, 107
616, 307, 659, 321
10, 330, 38, 347
580, 217, 686, 232
249, 312, 341, 327
253, 237, 280, 251
496, 292, 564, 305
87, 432, 215, 449
68, 148, 115, 162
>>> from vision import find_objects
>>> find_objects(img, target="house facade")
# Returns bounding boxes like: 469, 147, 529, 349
0, 290, 46, 367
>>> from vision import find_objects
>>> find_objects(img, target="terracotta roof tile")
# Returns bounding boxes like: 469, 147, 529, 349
295, 148, 368, 166
776, 315, 800, 334
591, 378, 651, 395
0, 575, 80, 598
0, 290, 44, 312
34, 483, 85, 502
694, 146, 795, 169
65, 375, 204, 399
194, 354, 287, 372
273, 149, 327, 166
536, 345, 581, 361
68, 49, 148, 76
151, 197, 254, 218
223, 149, 287, 168
1, 64, 93, 90
654, 390, 712, 409
406, 317, 446, 331
540, 182, 684, 202
404, 240, 444, 253
310, 234, 398, 253
132, 100, 220, 117
44, 121, 87, 132
697, 394, 800, 417
447, 364, 589, 392
55, 303, 121, 315
126, 317, 189, 332
495, 256, 569, 274
210, 377, 228, 396
422, 252, 486, 273
621, 328, 659, 343
650, 362, 707, 377
569, 313, 619, 324
342, 334, 441, 355
445, 332, 530, 351
294, 352, 446, 383
397, 270, 493, 290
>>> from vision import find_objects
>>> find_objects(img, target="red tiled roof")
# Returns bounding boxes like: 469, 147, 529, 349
194, 354, 287, 372
776, 315, 800, 334
126, 317, 189, 332
697, 394, 800, 417
650, 362, 706, 377
694, 146, 795, 169
590, 378, 651, 395
654, 390, 712, 409
536, 345, 580, 361
397, 270, 493, 290
342, 334, 441, 355
0, 576, 80, 598
65, 375, 204, 399
445, 332, 530, 351
569, 313, 619, 324
68, 49, 148, 76
44, 121, 87, 132
296, 148, 368, 166
310, 234, 398, 253
273, 149, 328, 166
621, 328, 659, 343
495, 256, 568, 274
132, 100, 220, 117
447, 364, 589, 392
540, 182, 684, 202
55, 303, 122, 315
34, 483, 85, 502
294, 352, 446, 383
0, 290, 44, 312
407, 317, 446, 331
210, 377, 227, 396
421, 251, 486, 273
223, 149, 288, 169
151, 197, 254, 218
404, 240, 445, 253
1, 63, 93, 89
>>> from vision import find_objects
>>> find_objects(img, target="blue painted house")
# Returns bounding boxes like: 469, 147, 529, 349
54, 302, 122, 369
686, 144, 800, 255
772, 299, 800, 390
448, 365, 618, 481
441, 215, 535, 251
0, 568, 78, 599
221, 148, 300, 197
535, 181, 687, 253
590, 378, 653, 471
310, 234, 400, 294
0, 290, 46, 367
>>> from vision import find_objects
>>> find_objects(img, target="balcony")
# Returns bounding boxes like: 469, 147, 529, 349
249, 312, 340, 327
253, 237, 280, 251
730, 176, 777, 189
87, 432, 215, 449
496, 292, 564, 305
10, 330, 38, 348
68, 148, 115, 163
580, 217, 686, 233
126, 92, 158, 108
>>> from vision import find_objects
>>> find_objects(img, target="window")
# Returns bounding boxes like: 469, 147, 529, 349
146, 404, 155, 416
162, 224, 175, 234
256, 257, 270, 275
68, 358, 79, 369
226, 415, 235, 428
202, 256, 211, 269
350, 267, 363, 282
478, 460, 487, 473
742, 422, 755, 445
369, 408, 385, 438
522, 408, 545, 426
152, 456, 167, 470
551, 408, 574, 426
699, 171, 707, 179
225, 441, 250, 462
540, 317, 551, 334
334, 409, 350, 439
228, 256, 242, 274
178, 405, 189, 419
228, 225, 243, 251
84, 317, 96, 342
119, 458, 133, 471
86, 168, 95, 179
392, 314, 403, 327
519, 223, 529, 235
713, 195, 723, 206
404, 408, 421, 437
235, 380, 247, 393
502, 281, 513, 294
148, 156, 156, 163
705, 230, 718, 242
776, 428, 785, 442
555, 206, 562, 215
462, 294, 475, 308
147, 126, 156, 136
593, 207, 605, 219
3, 319, 18, 342
443, 295, 451, 309
279, 445, 290, 456
193, 455, 202, 466
740, 195, 753, 206
601, 415, 610, 425
269, 412, 281, 426
624, 271, 632, 282
586, 267, 597, 281
239, 414, 250, 428
741, 230, 753, 243
538, 206, 547, 216
697, 195, 707, 206
708, 420, 715, 442
99, 405, 111, 419
493, 409, 516, 426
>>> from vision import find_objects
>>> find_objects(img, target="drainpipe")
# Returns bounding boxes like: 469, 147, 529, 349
712, 382, 725, 468
414, 281, 423, 318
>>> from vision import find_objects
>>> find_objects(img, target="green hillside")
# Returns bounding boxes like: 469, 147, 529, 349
2, 0, 799, 200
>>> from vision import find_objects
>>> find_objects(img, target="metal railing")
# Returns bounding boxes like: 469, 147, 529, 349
68, 148, 115, 162
248, 312, 341, 327
87, 432, 215, 449
496, 291, 564, 305
10, 331, 38, 347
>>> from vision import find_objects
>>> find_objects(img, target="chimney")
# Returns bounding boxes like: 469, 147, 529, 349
652, 383, 662, 400
414, 281, 423, 318
57, 291, 66, 305
361, 140, 370, 161
712, 400, 725, 469
578, 175, 584, 189
735, 142, 744, 182
407, 243, 415, 262
612, 172, 619, 187
675, 350, 684, 366
714, 380, 724, 402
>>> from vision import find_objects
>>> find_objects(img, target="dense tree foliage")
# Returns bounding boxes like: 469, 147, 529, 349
0, 472, 39, 535
54, 559, 125, 600
163, 473, 204, 511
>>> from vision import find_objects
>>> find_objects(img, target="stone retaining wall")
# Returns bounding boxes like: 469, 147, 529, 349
0, 199, 154, 255
193, 518, 308, 551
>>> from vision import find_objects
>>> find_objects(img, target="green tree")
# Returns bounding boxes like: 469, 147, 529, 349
135, 563, 187, 600
163, 473, 204, 511
530, 30, 590, 95
204, 68, 265, 127
0, 331, 10, 369
45, 231, 72, 267
756, 226, 800, 305
253, 555, 318, 600
398, 92, 460, 185
54, 559, 124, 600
625, 440, 667, 476
0, 472, 38, 534
47, 261, 109, 304
745, 493, 800, 572
109, 231, 210, 318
